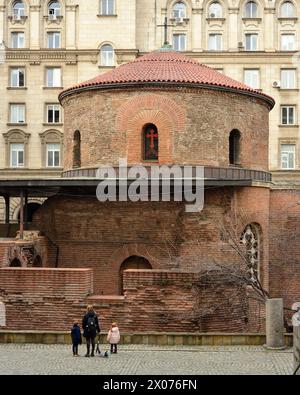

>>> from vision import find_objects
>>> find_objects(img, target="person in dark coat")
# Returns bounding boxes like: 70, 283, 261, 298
71, 321, 82, 356
82, 305, 100, 357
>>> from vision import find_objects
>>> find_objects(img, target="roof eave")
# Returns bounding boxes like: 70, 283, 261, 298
59, 81, 275, 110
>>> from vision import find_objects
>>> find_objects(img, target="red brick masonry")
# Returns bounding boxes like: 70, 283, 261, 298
0, 268, 264, 333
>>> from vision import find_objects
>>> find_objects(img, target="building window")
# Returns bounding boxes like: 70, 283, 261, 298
173, 34, 186, 51
48, 1, 61, 19
208, 2, 222, 18
281, 34, 295, 51
11, 32, 25, 49
281, 144, 296, 169
241, 224, 260, 283
47, 32, 61, 49
280, 1, 295, 18
173, 2, 187, 20
281, 106, 295, 125
244, 69, 260, 89
208, 34, 222, 51
47, 143, 60, 167
73, 130, 81, 168
10, 104, 25, 123
46, 68, 61, 87
245, 34, 258, 51
229, 129, 241, 166
47, 104, 61, 123
10, 143, 24, 167
144, 124, 158, 161
245, 1, 258, 18
101, 0, 114, 15
281, 69, 296, 89
100, 44, 115, 66
10, 68, 25, 87
12, 1, 25, 19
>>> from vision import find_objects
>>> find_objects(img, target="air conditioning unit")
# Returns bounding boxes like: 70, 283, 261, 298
175, 17, 184, 23
238, 42, 244, 48
13, 14, 21, 20
210, 13, 216, 18
49, 14, 57, 20
272, 81, 281, 88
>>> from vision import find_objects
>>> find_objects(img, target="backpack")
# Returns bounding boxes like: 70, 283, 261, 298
87, 315, 96, 333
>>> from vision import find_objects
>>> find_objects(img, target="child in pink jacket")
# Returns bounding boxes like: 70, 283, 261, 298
107, 322, 120, 354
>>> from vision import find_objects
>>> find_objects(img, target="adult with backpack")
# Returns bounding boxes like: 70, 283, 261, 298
82, 305, 101, 357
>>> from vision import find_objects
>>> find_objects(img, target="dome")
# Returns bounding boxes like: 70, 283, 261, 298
59, 49, 274, 108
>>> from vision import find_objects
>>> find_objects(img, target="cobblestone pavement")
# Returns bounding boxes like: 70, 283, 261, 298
0, 344, 294, 375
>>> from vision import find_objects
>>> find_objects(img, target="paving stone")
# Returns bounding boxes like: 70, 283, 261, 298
0, 344, 294, 375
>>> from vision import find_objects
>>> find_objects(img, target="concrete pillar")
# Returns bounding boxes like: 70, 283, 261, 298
66, 5, 77, 49
294, 326, 300, 375
228, 8, 239, 51
29, 5, 41, 49
266, 298, 285, 349
192, 8, 203, 51
0, 3, 5, 45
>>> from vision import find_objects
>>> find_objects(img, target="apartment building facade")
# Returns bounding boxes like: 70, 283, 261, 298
0, 0, 299, 221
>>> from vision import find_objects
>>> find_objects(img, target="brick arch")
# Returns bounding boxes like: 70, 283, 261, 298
116, 94, 186, 165
108, 244, 159, 271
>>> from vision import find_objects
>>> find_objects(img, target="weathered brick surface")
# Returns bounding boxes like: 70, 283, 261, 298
269, 190, 300, 312
0, 269, 264, 333
0, 237, 49, 269
62, 88, 269, 171
31, 187, 270, 297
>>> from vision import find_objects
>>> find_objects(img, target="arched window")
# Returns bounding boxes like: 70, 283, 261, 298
73, 130, 81, 168
48, 1, 61, 19
229, 129, 241, 165
12, 1, 25, 19
143, 124, 159, 161
100, 44, 115, 66
173, 2, 187, 20
208, 2, 222, 18
10, 258, 22, 267
245, 1, 258, 18
280, 1, 295, 18
241, 224, 260, 283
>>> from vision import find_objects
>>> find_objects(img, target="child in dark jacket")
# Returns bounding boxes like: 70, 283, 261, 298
71, 321, 82, 356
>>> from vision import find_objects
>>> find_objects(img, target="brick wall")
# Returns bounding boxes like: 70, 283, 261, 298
0, 269, 264, 333
62, 88, 269, 171
269, 190, 300, 311
32, 187, 271, 297
0, 268, 93, 299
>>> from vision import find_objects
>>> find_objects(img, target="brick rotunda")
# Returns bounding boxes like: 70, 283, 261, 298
0, 48, 299, 334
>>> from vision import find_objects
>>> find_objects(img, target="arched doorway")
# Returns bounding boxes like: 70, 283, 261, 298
10, 258, 22, 267
119, 256, 152, 295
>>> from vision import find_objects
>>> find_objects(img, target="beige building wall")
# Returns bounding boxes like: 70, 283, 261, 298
0, 0, 300, 221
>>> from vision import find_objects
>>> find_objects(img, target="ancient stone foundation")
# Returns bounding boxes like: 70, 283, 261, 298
0, 268, 265, 333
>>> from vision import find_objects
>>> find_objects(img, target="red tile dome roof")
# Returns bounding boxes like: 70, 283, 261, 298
59, 49, 274, 108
